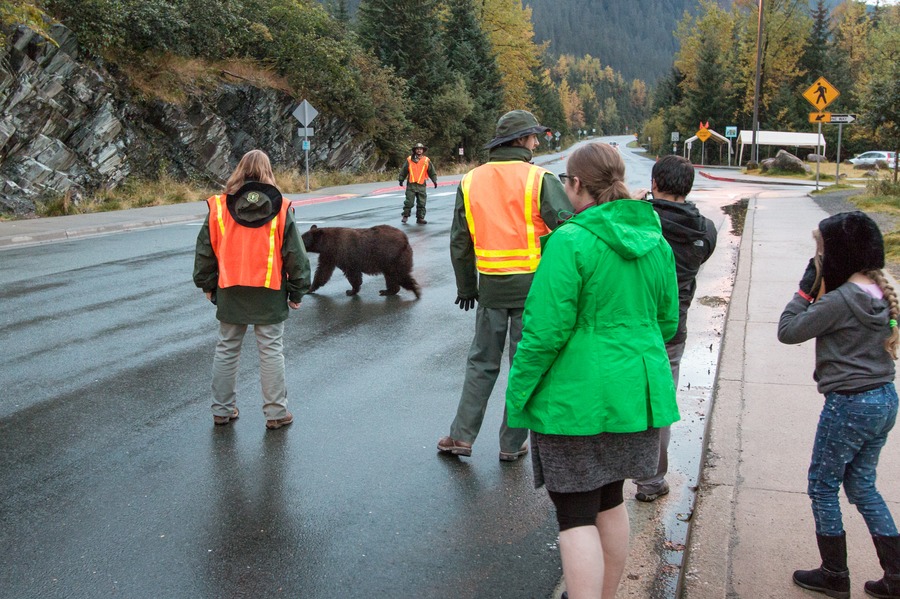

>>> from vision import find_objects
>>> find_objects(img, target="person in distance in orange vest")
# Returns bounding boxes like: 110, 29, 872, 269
437, 110, 572, 462
193, 149, 311, 431
398, 142, 438, 225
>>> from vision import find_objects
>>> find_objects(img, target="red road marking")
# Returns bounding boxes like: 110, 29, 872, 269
289, 194, 357, 207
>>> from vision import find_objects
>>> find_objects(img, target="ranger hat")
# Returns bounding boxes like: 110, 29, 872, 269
412, 142, 427, 152
226, 181, 283, 227
484, 110, 551, 149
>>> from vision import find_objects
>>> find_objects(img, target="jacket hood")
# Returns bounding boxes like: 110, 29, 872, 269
838, 283, 891, 331
649, 198, 708, 244
226, 181, 283, 228
569, 199, 664, 260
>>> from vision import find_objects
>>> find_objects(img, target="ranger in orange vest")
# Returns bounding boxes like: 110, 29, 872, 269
194, 149, 311, 430
437, 110, 572, 461
398, 142, 438, 225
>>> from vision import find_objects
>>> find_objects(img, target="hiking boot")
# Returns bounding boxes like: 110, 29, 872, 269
401, 215, 408, 224
416, 218, 427, 225
437, 436, 472, 457
635, 480, 670, 502
213, 407, 239, 426
499, 443, 529, 462
266, 412, 294, 430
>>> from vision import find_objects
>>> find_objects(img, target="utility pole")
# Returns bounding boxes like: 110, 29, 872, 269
750, 0, 765, 165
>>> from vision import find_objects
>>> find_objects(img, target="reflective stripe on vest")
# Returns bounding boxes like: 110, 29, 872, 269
461, 161, 549, 275
206, 194, 289, 290
407, 156, 430, 184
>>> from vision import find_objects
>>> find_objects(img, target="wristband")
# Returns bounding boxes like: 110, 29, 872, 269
798, 289, 814, 302
890, 319, 897, 329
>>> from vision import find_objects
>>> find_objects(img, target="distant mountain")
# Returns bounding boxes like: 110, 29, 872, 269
527, 0, 845, 84
330, 0, 846, 85
526, 0, 704, 83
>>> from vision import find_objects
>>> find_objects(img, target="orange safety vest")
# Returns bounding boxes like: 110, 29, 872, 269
207, 194, 290, 290
407, 156, 431, 184
460, 161, 550, 275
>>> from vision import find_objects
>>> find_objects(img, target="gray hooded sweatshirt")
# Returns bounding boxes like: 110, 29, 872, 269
778, 283, 895, 394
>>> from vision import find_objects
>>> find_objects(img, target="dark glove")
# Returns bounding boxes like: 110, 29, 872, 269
398, 180, 404, 187
433, 181, 438, 188
798, 257, 822, 299
455, 295, 477, 311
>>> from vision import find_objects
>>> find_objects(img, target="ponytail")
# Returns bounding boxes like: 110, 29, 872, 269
867, 269, 900, 359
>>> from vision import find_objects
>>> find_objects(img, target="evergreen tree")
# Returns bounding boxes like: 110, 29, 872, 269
801, 0, 831, 79
357, 0, 457, 152
528, 57, 568, 140
441, 0, 503, 160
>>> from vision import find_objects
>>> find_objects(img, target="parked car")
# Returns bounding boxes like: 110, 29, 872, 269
848, 151, 897, 169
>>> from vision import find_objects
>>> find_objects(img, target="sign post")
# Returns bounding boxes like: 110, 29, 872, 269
725, 127, 737, 166
292, 100, 319, 192
803, 77, 840, 191
696, 122, 711, 166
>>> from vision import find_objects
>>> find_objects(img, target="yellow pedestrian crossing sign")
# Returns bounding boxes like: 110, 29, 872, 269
803, 77, 839, 111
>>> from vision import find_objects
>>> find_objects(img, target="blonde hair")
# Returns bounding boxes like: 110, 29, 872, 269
865, 269, 900, 359
566, 143, 630, 205
224, 149, 277, 195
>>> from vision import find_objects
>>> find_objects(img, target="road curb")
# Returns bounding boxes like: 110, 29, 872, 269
678, 194, 756, 598
698, 170, 817, 186
0, 213, 205, 249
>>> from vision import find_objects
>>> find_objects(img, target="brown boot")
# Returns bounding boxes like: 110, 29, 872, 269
416, 218, 427, 225
401, 215, 408, 224
437, 436, 472, 456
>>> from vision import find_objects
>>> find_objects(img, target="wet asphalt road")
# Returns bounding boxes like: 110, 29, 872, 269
0, 139, 752, 599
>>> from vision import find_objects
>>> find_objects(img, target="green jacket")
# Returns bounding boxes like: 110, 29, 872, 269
449, 146, 572, 308
193, 206, 311, 325
506, 200, 680, 435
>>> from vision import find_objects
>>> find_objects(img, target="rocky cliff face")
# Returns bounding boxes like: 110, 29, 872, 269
0, 24, 378, 216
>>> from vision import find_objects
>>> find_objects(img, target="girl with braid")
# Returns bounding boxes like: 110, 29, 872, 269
779, 211, 900, 599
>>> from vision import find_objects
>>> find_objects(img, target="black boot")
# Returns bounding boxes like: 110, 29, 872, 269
865, 535, 900, 598
793, 532, 850, 599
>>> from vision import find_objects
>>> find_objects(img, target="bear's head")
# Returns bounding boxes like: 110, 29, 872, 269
301, 225, 321, 253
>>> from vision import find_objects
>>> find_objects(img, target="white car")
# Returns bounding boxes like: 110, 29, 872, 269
848, 151, 897, 169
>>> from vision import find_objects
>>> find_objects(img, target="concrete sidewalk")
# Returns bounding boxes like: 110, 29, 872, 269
682, 191, 900, 598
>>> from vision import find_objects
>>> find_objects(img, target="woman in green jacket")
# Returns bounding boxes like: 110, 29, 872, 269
506, 143, 679, 599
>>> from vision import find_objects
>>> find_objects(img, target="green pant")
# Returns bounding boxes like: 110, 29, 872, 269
403, 183, 427, 220
449, 306, 528, 452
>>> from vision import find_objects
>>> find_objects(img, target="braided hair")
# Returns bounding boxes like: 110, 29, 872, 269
865, 269, 900, 359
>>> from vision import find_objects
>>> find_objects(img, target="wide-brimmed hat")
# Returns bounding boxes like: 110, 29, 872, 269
484, 110, 551, 149
412, 142, 427, 152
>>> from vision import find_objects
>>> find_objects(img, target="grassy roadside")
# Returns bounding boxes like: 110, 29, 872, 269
20, 161, 482, 219
811, 179, 900, 273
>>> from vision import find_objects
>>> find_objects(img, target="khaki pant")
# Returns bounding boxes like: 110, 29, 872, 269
211, 321, 289, 420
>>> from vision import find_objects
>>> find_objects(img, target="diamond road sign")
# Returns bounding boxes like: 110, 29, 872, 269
803, 76, 840, 111
292, 100, 318, 127
830, 114, 857, 124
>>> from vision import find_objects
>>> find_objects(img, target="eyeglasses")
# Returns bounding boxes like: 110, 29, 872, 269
558, 173, 573, 183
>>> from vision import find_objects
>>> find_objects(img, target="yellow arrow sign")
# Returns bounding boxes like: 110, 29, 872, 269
696, 129, 711, 142
809, 112, 832, 123
803, 77, 840, 110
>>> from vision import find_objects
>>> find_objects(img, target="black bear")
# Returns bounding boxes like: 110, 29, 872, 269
301, 224, 421, 298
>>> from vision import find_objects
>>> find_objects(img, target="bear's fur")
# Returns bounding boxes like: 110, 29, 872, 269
301, 224, 421, 298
